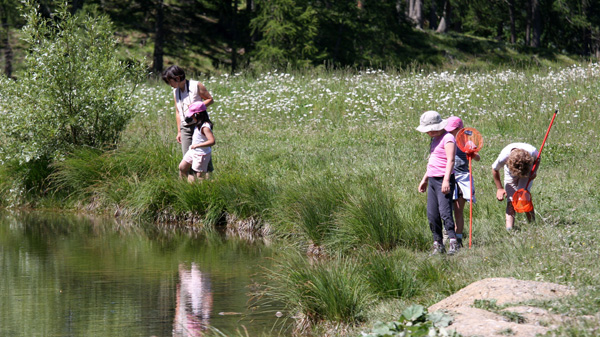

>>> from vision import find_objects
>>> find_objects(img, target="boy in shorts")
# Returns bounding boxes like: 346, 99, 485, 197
491, 143, 538, 230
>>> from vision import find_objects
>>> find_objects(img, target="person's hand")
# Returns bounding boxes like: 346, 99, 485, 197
441, 180, 450, 194
418, 180, 427, 193
176, 133, 182, 144
530, 171, 537, 181
496, 188, 506, 201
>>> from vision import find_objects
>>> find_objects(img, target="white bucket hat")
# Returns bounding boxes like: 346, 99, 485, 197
416, 110, 448, 133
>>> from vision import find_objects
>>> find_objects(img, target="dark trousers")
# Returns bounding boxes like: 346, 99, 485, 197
427, 176, 456, 243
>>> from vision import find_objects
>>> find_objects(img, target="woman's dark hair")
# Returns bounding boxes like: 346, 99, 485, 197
162, 65, 186, 84
195, 110, 213, 131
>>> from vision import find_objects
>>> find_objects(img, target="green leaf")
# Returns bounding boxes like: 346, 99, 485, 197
427, 311, 453, 328
371, 321, 393, 335
402, 304, 425, 321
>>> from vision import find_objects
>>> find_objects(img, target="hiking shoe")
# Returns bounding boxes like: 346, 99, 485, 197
430, 241, 446, 256
448, 238, 460, 255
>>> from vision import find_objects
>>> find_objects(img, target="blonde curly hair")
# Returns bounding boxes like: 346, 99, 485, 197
507, 149, 534, 178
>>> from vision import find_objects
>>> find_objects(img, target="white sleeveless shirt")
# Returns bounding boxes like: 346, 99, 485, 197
174, 80, 203, 127
191, 122, 212, 155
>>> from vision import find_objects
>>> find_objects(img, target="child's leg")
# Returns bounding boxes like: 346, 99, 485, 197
454, 197, 465, 235
505, 201, 515, 229
436, 180, 456, 240
196, 171, 207, 180
526, 210, 535, 222
179, 160, 192, 180
427, 178, 443, 244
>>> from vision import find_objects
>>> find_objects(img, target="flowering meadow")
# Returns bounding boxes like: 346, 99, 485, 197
8, 63, 600, 335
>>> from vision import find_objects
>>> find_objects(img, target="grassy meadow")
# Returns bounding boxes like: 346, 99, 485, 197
2, 63, 600, 335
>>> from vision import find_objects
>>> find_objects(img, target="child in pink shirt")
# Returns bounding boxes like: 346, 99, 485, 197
417, 111, 459, 255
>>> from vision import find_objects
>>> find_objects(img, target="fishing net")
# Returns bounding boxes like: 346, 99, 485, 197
455, 127, 483, 249
456, 128, 483, 155
512, 188, 534, 213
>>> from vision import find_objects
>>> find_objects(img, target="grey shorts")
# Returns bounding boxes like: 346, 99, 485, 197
504, 171, 532, 201
453, 172, 475, 202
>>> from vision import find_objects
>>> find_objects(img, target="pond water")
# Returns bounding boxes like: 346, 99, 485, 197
0, 211, 288, 336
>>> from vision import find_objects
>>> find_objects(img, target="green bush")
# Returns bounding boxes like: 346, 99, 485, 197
0, 1, 145, 193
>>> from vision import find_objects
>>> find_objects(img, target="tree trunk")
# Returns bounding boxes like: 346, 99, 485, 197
71, 0, 84, 13
0, 14, 11, 78
436, 0, 451, 33
152, 0, 165, 74
531, 0, 541, 47
507, 0, 516, 43
525, 0, 531, 46
429, 1, 438, 31
496, 21, 503, 40
407, 0, 423, 29
396, 1, 404, 24
582, 0, 593, 56
230, 0, 237, 74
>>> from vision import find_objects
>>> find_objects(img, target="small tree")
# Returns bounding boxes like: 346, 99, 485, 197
0, 1, 145, 166
249, 0, 320, 68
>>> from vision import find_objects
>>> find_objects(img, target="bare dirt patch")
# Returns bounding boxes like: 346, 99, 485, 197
429, 277, 575, 337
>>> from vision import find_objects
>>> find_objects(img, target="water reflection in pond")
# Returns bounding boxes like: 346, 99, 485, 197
0, 211, 289, 336
174, 263, 213, 336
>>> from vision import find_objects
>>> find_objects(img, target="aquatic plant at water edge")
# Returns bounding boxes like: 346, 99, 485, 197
361, 304, 458, 337
263, 253, 375, 329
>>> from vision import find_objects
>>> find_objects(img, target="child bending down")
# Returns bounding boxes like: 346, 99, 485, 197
417, 111, 459, 255
179, 102, 215, 182
491, 143, 538, 230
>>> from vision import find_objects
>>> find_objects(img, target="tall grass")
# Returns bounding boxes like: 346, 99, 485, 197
361, 250, 419, 299
272, 174, 347, 245
263, 253, 375, 328
332, 181, 430, 251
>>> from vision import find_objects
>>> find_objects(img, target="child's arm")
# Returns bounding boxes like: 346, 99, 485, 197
530, 158, 540, 180
492, 169, 506, 201
190, 127, 215, 149
418, 172, 428, 193
442, 141, 455, 194
173, 93, 182, 144
197, 82, 214, 107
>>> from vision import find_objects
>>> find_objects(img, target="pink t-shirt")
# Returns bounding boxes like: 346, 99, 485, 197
427, 132, 455, 177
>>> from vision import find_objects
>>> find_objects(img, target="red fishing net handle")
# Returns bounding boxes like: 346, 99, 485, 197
513, 110, 558, 213
523, 110, 558, 190
456, 127, 483, 249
